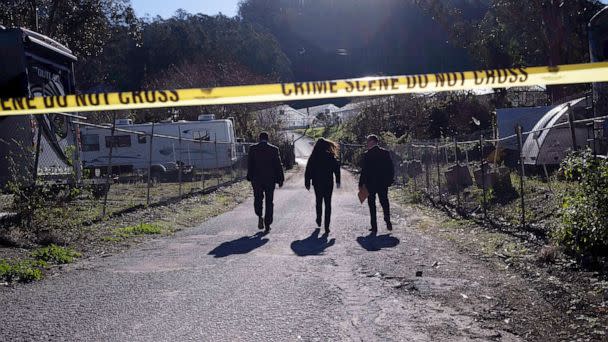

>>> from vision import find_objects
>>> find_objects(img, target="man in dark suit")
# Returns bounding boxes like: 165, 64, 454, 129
359, 134, 394, 232
247, 132, 285, 232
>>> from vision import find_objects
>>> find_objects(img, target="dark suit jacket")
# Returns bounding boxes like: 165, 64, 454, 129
247, 142, 285, 186
359, 145, 394, 192
305, 152, 341, 190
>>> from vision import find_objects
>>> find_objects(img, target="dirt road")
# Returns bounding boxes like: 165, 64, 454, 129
0, 137, 575, 341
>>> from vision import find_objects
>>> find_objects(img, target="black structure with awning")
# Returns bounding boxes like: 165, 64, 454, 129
0, 27, 78, 188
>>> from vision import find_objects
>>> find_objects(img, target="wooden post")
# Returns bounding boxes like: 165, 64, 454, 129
178, 124, 183, 198
146, 122, 155, 206
436, 141, 441, 201
516, 125, 526, 229
454, 138, 460, 210
567, 104, 578, 151
102, 113, 117, 217
215, 137, 220, 187
32, 122, 42, 182
411, 144, 417, 193
425, 147, 430, 191
479, 135, 487, 220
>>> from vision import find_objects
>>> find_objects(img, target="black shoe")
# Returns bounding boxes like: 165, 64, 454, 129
324, 227, 330, 234
316, 217, 322, 227
369, 226, 378, 233
264, 223, 271, 233
386, 221, 393, 231
258, 217, 264, 230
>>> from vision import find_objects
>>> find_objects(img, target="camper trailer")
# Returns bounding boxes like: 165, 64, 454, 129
0, 27, 80, 189
522, 97, 593, 166
80, 115, 238, 177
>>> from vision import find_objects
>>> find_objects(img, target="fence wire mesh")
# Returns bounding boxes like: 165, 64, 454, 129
339, 112, 607, 241
1, 118, 257, 223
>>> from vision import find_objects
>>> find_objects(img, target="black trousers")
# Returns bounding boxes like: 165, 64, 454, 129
314, 186, 333, 229
368, 187, 390, 229
253, 183, 275, 226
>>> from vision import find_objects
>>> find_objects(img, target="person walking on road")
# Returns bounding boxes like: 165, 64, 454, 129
247, 132, 285, 233
359, 134, 394, 232
305, 138, 341, 234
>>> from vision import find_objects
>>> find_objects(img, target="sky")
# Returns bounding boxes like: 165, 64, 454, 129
130, 0, 240, 19
130, 0, 608, 19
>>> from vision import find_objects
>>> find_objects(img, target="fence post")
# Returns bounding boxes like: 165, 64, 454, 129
516, 125, 526, 229
199, 136, 206, 191
425, 147, 430, 191
102, 114, 117, 217
410, 144, 417, 193
454, 138, 461, 210
146, 122, 155, 206
215, 137, 220, 187
567, 104, 578, 151
70, 120, 83, 184
32, 122, 43, 182
178, 124, 183, 199
479, 135, 487, 220
436, 141, 442, 202
232, 143, 237, 183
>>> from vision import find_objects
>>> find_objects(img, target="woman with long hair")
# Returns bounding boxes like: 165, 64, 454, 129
305, 138, 341, 234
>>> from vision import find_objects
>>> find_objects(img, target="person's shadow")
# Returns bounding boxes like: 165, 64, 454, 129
208, 232, 269, 258
291, 229, 336, 257
356, 231, 400, 252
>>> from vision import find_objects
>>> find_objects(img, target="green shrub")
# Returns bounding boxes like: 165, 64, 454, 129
553, 150, 608, 257
31, 244, 82, 264
410, 189, 424, 204
0, 259, 45, 283
112, 223, 162, 238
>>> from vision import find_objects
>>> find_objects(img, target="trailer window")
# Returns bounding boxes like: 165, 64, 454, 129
81, 134, 100, 151
138, 135, 147, 144
195, 130, 211, 142
105, 135, 131, 148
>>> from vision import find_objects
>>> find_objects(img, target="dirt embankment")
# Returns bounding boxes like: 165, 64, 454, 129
389, 189, 608, 341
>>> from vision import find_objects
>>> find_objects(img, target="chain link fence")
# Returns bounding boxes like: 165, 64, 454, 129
340, 111, 607, 241
0, 117, 258, 228
75, 121, 255, 218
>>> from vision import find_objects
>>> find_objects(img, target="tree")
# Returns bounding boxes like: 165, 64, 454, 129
0, 0, 140, 58
0, 0, 143, 90
88, 12, 292, 93
416, 0, 605, 99
142, 59, 281, 140
239, 0, 472, 83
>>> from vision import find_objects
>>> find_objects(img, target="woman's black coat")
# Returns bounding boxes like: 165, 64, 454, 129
305, 152, 341, 190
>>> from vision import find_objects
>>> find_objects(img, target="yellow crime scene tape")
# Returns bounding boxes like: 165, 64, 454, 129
1, 62, 608, 117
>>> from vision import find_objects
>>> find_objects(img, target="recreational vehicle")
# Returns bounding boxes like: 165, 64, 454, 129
80, 115, 238, 177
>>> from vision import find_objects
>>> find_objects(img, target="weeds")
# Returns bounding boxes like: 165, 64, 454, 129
0, 259, 45, 283
111, 223, 163, 239
31, 244, 82, 264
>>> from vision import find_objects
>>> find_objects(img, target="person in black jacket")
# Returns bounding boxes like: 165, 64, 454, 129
247, 132, 285, 233
305, 138, 341, 234
359, 135, 394, 232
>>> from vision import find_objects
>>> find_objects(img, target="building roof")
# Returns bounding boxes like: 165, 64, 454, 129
300, 104, 340, 116
255, 105, 306, 117
337, 102, 365, 112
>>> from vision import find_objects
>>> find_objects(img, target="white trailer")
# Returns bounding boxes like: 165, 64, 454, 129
80, 115, 237, 175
